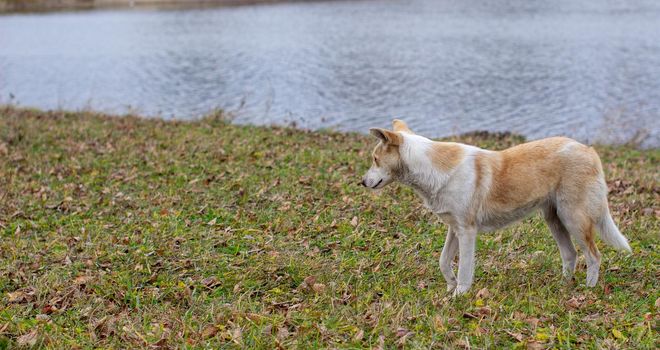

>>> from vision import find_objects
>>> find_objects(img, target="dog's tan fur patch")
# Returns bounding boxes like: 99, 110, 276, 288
486, 137, 570, 210
372, 142, 401, 170
428, 143, 465, 172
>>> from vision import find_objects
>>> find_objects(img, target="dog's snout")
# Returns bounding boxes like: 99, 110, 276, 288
360, 179, 367, 187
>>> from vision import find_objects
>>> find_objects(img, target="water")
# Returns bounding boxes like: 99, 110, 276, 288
1, 0, 659, 147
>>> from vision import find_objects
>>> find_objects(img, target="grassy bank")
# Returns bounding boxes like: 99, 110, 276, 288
0, 107, 658, 348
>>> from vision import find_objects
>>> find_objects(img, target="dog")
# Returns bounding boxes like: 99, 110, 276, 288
361, 120, 631, 296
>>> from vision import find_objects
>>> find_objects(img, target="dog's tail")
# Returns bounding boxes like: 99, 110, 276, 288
597, 210, 632, 252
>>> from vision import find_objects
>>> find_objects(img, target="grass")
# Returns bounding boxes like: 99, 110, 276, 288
0, 106, 658, 349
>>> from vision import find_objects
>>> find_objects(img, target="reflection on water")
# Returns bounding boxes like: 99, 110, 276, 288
1, 0, 659, 147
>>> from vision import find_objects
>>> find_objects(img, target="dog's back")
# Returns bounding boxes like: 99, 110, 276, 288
475, 138, 597, 224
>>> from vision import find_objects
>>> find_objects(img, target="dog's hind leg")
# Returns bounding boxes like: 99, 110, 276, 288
558, 207, 602, 287
439, 226, 459, 292
543, 204, 577, 281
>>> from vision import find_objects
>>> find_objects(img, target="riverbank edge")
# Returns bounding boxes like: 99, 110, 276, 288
0, 0, 328, 13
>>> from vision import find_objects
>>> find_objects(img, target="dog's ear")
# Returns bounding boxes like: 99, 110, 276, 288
392, 119, 413, 134
369, 128, 402, 146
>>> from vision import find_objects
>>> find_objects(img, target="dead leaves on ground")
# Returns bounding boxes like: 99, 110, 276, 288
7, 288, 35, 304
298, 275, 327, 294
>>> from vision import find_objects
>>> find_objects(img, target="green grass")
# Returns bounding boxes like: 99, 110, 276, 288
0, 106, 658, 349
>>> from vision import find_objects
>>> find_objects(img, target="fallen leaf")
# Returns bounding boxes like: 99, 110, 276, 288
41, 304, 58, 314
432, 315, 445, 331
476, 326, 488, 335
354, 329, 364, 341
526, 317, 540, 328
17, 330, 39, 347
276, 327, 289, 340
207, 218, 217, 226
476, 288, 490, 299
8, 291, 27, 303
303, 276, 316, 286
74, 275, 92, 285
506, 331, 523, 342
201, 276, 221, 289
565, 297, 581, 309
152, 337, 169, 349
261, 324, 272, 337
312, 283, 326, 293
581, 313, 601, 322
245, 313, 262, 322
396, 328, 414, 346
7, 288, 35, 303
350, 216, 358, 227
455, 338, 470, 349
201, 325, 218, 339
396, 327, 409, 338
526, 340, 544, 350
231, 327, 242, 344
94, 315, 119, 339
475, 306, 492, 316
374, 334, 385, 350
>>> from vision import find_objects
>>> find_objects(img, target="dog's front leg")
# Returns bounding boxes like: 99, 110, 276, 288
453, 226, 477, 297
439, 226, 459, 292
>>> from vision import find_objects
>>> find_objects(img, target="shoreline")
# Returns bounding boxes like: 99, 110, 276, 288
1, 104, 655, 150
0, 0, 322, 13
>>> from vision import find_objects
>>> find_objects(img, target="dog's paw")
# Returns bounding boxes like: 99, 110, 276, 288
446, 283, 457, 293
585, 276, 599, 288
452, 285, 471, 297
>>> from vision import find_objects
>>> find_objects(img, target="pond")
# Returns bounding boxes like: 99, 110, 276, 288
1, 0, 659, 147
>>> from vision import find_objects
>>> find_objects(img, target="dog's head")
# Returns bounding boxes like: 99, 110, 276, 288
361, 119, 413, 190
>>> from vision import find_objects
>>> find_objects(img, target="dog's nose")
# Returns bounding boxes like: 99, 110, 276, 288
360, 179, 367, 187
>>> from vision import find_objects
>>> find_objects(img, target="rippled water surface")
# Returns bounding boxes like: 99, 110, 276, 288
1, 0, 659, 146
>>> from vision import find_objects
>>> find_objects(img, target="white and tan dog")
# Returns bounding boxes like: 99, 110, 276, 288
361, 120, 631, 296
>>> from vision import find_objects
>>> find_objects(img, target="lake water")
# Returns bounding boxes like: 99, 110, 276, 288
1, 0, 659, 147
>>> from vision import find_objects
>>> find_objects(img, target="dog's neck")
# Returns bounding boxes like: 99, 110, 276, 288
397, 134, 453, 201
